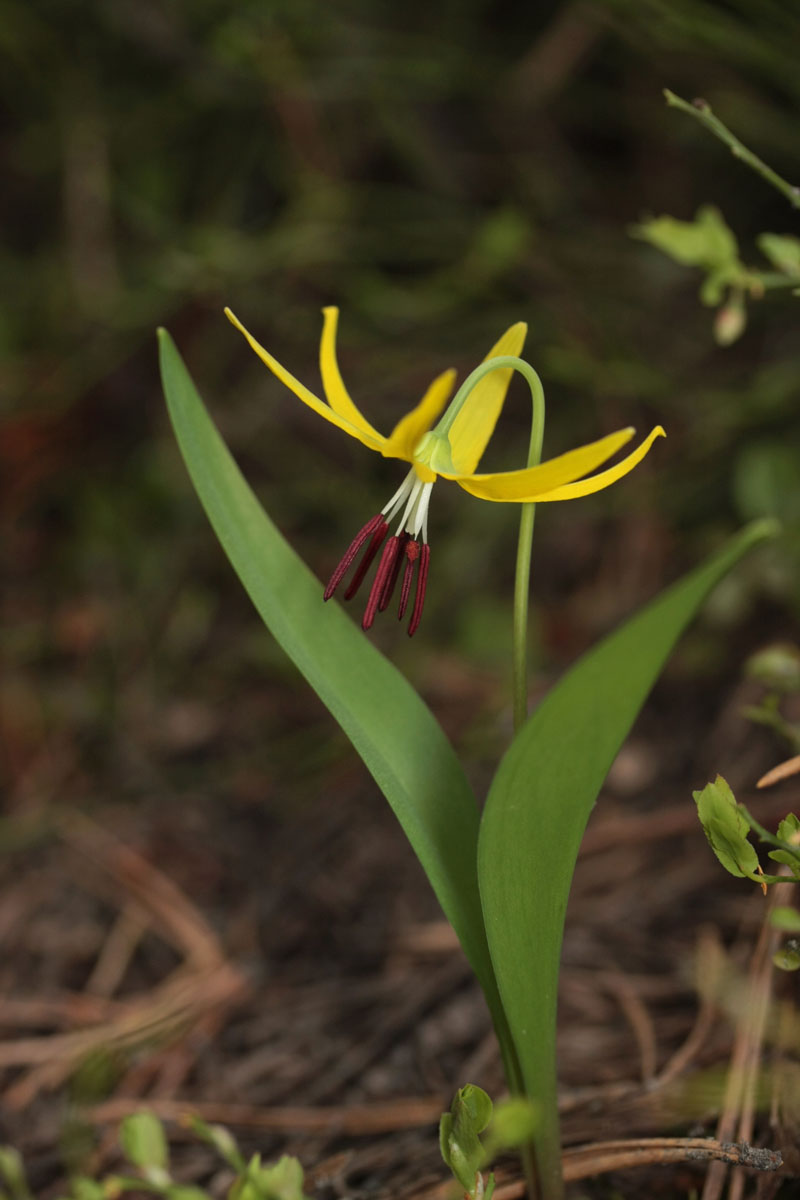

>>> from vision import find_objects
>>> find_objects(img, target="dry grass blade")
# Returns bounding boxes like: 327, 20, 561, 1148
757, 756, 800, 788
701, 876, 795, 1200
0, 812, 248, 1110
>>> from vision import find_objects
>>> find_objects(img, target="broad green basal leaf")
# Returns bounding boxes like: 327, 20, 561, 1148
158, 330, 503, 1023
477, 518, 777, 1193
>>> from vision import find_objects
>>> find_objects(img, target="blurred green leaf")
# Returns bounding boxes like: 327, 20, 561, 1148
757, 234, 800, 276
158, 329, 511, 1059
67, 1179, 105, 1200
484, 1097, 538, 1154
119, 1112, 169, 1187
770, 906, 800, 932
0, 1148, 32, 1200
773, 945, 800, 971
776, 813, 800, 843
694, 775, 759, 878
768, 812, 800, 868
632, 206, 739, 270
745, 644, 800, 692
733, 441, 800, 525
185, 1117, 244, 1172
477, 520, 776, 1191
229, 1154, 309, 1200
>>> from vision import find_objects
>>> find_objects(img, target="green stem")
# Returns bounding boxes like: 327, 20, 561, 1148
740, 805, 800, 861
444, 355, 548, 1200
434, 352, 546, 729
512, 371, 545, 731
755, 273, 800, 292
433, 353, 547, 732
664, 89, 800, 210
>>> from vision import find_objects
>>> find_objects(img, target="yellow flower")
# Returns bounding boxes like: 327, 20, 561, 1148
225, 307, 664, 636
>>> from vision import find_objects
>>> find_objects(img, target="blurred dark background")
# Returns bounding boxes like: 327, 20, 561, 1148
1, 3, 800, 1187
4, 0, 799, 801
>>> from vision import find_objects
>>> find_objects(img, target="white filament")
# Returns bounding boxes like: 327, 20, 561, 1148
381, 468, 434, 543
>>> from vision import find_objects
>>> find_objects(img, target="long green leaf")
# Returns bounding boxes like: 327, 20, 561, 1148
158, 329, 508, 1033
477, 519, 776, 1197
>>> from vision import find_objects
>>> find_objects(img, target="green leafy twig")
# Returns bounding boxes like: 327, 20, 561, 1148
631, 206, 800, 345
694, 775, 800, 886
695, 777, 800, 972
664, 89, 800, 210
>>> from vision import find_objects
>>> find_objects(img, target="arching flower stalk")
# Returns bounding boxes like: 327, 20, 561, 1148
225, 307, 664, 636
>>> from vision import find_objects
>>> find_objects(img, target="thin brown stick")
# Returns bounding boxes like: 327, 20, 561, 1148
58, 811, 224, 969
757, 755, 800, 789
601, 971, 658, 1084
728, 877, 794, 1200
1, 963, 246, 1108
409, 1137, 782, 1200
562, 1136, 781, 1180
85, 903, 147, 997
654, 927, 722, 1089
702, 876, 794, 1200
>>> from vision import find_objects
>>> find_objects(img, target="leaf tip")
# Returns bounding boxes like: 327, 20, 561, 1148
742, 517, 781, 546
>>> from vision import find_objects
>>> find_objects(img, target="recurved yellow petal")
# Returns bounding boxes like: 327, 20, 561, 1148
451, 426, 637, 501
382, 368, 457, 465
530, 425, 666, 502
448, 322, 528, 475
225, 308, 385, 452
319, 307, 385, 443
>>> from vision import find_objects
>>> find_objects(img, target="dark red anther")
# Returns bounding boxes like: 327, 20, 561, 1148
323, 514, 386, 601
343, 519, 389, 600
397, 539, 420, 620
379, 533, 409, 611
362, 536, 403, 630
407, 543, 430, 637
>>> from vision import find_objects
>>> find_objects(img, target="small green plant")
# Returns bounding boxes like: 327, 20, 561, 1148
741, 643, 800, 751
439, 1085, 537, 1200
632, 90, 800, 344
0, 1113, 310, 1200
694, 775, 800, 971
159, 306, 775, 1200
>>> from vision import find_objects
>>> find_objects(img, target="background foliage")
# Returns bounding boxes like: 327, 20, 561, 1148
3, 0, 799, 822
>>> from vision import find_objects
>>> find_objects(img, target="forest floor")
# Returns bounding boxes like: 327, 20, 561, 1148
2, 595, 798, 1199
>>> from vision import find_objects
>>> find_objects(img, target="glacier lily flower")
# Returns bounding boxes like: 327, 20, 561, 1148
225, 307, 665, 636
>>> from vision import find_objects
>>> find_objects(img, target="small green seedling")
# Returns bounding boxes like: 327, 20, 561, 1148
440, 1085, 537, 1200
120, 1110, 171, 1187
0, 1112, 310, 1200
228, 1154, 310, 1200
695, 777, 800, 972
0, 1147, 33, 1200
